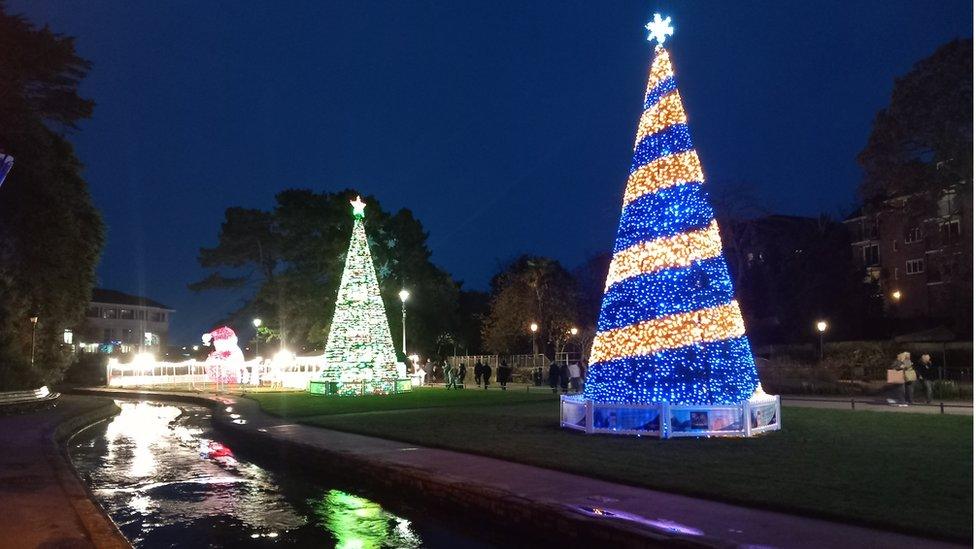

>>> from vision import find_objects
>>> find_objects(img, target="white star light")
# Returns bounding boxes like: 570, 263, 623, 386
350, 196, 366, 217
645, 13, 674, 46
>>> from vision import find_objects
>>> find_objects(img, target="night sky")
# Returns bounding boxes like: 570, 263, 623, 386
11, 1, 973, 343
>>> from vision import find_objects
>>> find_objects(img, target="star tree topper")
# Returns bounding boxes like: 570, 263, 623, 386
351, 195, 366, 218
645, 13, 674, 46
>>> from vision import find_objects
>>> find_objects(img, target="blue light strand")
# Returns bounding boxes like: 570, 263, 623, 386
631, 124, 694, 173
585, 337, 759, 405
643, 76, 677, 110
597, 257, 736, 332
613, 182, 714, 252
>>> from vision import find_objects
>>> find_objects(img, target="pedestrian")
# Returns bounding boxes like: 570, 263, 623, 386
424, 359, 433, 386
887, 352, 915, 405
474, 361, 483, 388
498, 359, 511, 390
483, 361, 492, 390
548, 361, 560, 394
443, 360, 454, 389
917, 353, 937, 404
559, 361, 570, 394
532, 366, 543, 386
568, 361, 582, 393
458, 362, 467, 388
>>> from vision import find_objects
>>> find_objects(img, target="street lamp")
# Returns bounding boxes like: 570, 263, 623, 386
530, 322, 539, 356
891, 290, 902, 301
816, 320, 828, 360
252, 318, 262, 358
29, 315, 38, 368
398, 289, 410, 355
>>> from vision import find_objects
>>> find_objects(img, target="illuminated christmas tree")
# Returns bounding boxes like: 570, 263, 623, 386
583, 15, 763, 407
320, 196, 400, 394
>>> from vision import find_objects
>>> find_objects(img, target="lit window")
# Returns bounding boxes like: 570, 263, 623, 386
906, 258, 925, 275
63, 329, 73, 345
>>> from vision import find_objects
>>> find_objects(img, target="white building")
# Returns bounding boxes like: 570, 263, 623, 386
76, 288, 174, 354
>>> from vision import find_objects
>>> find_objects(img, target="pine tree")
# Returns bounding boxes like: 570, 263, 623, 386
321, 197, 399, 394
584, 17, 760, 406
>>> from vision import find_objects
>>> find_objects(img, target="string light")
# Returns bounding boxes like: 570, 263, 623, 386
604, 220, 723, 289
584, 33, 760, 406
320, 197, 401, 395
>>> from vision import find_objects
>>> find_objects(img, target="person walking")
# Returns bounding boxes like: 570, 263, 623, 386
568, 361, 582, 393
458, 362, 467, 388
473, 361, 483, 388
497, 360, 511, 390
559, 361, 570, 394
917, 354, 937, 404
443, 360, 454, 389
888, 352, 916, 404
548, 361, 560, 394
483, 361, 492, 390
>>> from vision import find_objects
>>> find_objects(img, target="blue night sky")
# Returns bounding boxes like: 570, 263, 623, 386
11, 1, 972, 343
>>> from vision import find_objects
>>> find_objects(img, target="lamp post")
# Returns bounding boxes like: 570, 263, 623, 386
252, 318, 262, 358
29, 315, 38, 368
569, 326, 579, 359
398, 289, 410, 355
530, 322, 539, 357
816, 320, 828, 361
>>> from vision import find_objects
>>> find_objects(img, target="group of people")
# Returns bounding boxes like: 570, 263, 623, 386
414, 358, 589, 392
543, 360, 584, 394
888, 352, 940, 404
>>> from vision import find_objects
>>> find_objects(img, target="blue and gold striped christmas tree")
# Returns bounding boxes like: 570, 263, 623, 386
584, 15, 760, 406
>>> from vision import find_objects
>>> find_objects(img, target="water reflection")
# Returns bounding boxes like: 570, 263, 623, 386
314, 490, 422, 549
70, 400, 466, 548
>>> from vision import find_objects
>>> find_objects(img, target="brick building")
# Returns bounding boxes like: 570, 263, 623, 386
844, 189, 970, 319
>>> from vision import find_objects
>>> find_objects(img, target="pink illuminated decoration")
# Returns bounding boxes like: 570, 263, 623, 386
202, 326, 245, 384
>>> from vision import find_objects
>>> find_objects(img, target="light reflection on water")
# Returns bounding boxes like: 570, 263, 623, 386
70, 400, 483, 548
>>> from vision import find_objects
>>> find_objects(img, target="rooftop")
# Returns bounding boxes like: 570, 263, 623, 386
90, 288, 172, 310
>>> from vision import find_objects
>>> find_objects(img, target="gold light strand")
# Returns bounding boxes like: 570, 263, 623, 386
644, 46, 674, 98
623, 150, 704, 207
590, 301, 746, 363
604, 220, 723, 289
634, 91, 687, 146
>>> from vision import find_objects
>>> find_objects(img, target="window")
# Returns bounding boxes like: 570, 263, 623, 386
102, 308, 117, 319
863, 244, 880, 266
103, 328, 113, 341
86, 306, 100, 318
120, 308, 134, 320
892, 239, 898, 252
122, 329, 134, 343
893, 267, 899, 281
136, 310, 145, 320
144, 332, 159, 346
906, 258, 925, 275
905, 226, 922, 243
63, 329, 73, 345
151, 311, 166, 322
940, 219, 960, 246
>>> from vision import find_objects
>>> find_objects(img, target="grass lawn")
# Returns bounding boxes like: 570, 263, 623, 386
247, 389, 973, 541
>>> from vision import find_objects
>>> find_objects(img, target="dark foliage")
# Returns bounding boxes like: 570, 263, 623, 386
0, 4, 103, 389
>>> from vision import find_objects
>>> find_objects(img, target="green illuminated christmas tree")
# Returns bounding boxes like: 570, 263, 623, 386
321, 196, 400, 394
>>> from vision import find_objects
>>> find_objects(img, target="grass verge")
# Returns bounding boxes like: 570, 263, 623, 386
248, 389, 973, 540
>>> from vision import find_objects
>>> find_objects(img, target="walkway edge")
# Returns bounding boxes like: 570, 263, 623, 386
51, 398, 130, 549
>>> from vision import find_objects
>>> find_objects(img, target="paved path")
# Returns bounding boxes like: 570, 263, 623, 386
0, 395, 128, 549
780, 395, 972, 415
75, 387, 967, 549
